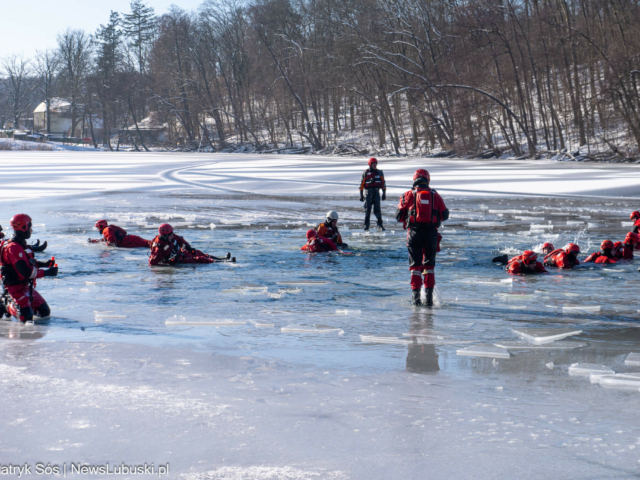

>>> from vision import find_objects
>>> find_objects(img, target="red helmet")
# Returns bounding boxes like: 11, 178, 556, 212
614, 241, 622, 250
95, 220, 108, 231
521, 250, 538, 265
565, 243, 580, 254
368, 157, 378, 167
413, 169, 430, 182
542, 242, 554, 250
158, 223, 173, 235
630, 211, 640, 220
306, 229, 317, 240
625, 232, 639, 245
10, 214, 32, 232
601, 239, 614, 250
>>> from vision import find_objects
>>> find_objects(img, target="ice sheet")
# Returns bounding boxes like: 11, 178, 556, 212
625, 353, 640, 366
494, 341, 585, 349
568, 363, 615, 377
360, 335, 413, 345
512, 328, 582, 345
457, 344, 510, 359
562, 305, 601, 313
599, 373, 640, 390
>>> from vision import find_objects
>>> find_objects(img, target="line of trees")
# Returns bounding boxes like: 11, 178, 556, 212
2, 0, 640, 157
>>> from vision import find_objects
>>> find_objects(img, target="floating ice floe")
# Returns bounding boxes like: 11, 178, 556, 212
567, 221, 584, 225
514, 216, 544, 221
165, 319, 247, 326
401, 333, 472, 345
497, 293, 535, 300
276, 280, 330, 285
360, 335, 412, 345
456, 344, 510, 359
249, 320, 275, 328
94, 311, 127, 319
599, 373, 640, 390
530, 224, 553, 230
625, 353, 640, 366
336, 309, 361, 315
562, 305, 601, 313
495, 340, 585, 349
282, 325, 343, 334
513, 328, 582, 345
568, 363, 614, 377
453, 299, 491, 305
124, 256, 145, 261
278, 287, 302, 294
467, 221, 505, 227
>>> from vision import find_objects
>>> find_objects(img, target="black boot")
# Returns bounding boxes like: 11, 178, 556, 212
425, 288, 434, 307
492, 254, 509, 265
411, 290, 422, 306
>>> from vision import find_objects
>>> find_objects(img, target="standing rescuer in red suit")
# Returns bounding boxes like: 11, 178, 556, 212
359, 157, 386, 231
0, 214, 58, 322
88, 220, 151, 248
396, 169, 449, 307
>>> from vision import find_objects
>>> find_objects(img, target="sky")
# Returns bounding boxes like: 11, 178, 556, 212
0, 0, 203, 59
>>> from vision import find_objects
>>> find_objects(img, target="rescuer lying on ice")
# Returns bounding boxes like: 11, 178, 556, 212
543, 243, 581, 269
396, 169, 449, 307
0, 214, 58, 322
614, 232, 638, 260
88, 220, 151, 248
301, 229, 339, 253
492, 242, 554, 265
584, 240, 618, 264
631, 211, 640, 235
506, 250, 547, 275
316, 211, 348, 248
149, 224, 234, 266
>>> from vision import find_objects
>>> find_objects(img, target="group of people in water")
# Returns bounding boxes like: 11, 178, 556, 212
494, 216, 640, 275
0, 157, 637, 321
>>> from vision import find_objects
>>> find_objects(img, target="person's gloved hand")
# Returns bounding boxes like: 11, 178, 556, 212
43, 267, 58, 277
359, 194, 364, 202
31, 240, 48, 252
37, 259, 55, 268
381, 191, 386, 201
189, 248, 197, 255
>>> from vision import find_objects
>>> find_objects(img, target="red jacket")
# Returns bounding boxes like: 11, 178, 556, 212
543, 250, 579, 269
584, 251, 617, 264
149, 234, 191, 265
507, 260, 547, 275
0, 238, 45, 286
103, 225, 128, 247
301, 237, 337, 253
633, 219, 640, 234
396, 185, 449, 229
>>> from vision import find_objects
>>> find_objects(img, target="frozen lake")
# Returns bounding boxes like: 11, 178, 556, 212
1, 153, 640, 479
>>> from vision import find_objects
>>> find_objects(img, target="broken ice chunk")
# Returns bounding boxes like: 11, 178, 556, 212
360, 335, 412, 345
249, 320, 275, 328
599, 373, 640, 390
568, 363, 614, 377
282, 325, 342, 334
562, 305, 601, 313
276, 280, 330, 285
165, 319, 247, 326
498, 293, 535, 300
625, 353, 640, 366
336, 309, 362, 315
513, 328, 582, 345
401, 333, 472, 344
494, 340, 585, 350
456, 344, 510, 359
467, 221, 506, 227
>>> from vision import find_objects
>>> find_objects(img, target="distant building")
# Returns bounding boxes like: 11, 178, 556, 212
120, 115, 168, 145
33, 98, 80, 136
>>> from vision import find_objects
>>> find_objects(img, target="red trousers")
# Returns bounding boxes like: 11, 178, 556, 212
6, 284, 46, 320
119, 235, 151, 248
180, 250, 214, 264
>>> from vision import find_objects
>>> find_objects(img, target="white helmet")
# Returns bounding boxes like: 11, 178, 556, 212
326, 211, 339, 221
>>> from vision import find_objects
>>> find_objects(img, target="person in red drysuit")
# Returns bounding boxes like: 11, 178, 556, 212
359, 157, 386, 231
396, 169, 449, 307
149, 224, 216, 266
541, 242, 554, 255
631, 211, 640, 235
88, 220, 151, 248
614, 232, 638, 260
584, 240, 618, 264
0, 214, 58, 322
301, 229, 338, 253
543, 243, 581, 269
506, 250, 547, 275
